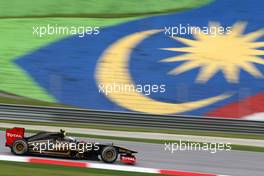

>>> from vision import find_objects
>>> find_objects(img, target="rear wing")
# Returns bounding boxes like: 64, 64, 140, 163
6, 127, 25, 147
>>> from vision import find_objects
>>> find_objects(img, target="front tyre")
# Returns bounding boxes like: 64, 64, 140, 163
11, 139, 28, 155
101, 146, 118, 163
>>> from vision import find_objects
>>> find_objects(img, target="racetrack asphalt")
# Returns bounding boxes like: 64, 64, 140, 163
0, 132, 263, 176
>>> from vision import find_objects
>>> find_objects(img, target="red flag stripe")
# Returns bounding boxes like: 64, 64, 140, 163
207, 91, 264, 119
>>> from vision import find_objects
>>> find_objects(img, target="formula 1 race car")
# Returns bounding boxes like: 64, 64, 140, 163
5, 127, 137, 164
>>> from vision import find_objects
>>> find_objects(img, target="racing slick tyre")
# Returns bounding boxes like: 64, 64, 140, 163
11, 139, 28, 155
101, 146, 118, 163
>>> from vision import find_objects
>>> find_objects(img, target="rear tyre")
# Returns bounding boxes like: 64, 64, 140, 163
11, 139, 28, 155
101, 146, 118, 163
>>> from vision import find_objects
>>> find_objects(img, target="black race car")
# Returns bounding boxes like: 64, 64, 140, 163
5, 127, 137, 164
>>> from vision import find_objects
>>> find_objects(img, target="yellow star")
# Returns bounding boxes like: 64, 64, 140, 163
161, 22, 264, 83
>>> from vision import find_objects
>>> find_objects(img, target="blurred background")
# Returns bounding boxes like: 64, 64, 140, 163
0, 0, 264, 121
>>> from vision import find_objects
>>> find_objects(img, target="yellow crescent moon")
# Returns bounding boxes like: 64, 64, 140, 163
95, 30, 231, 114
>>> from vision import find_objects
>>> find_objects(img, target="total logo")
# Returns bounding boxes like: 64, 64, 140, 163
121, 156, 136, 161
7, 133, 22, 138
